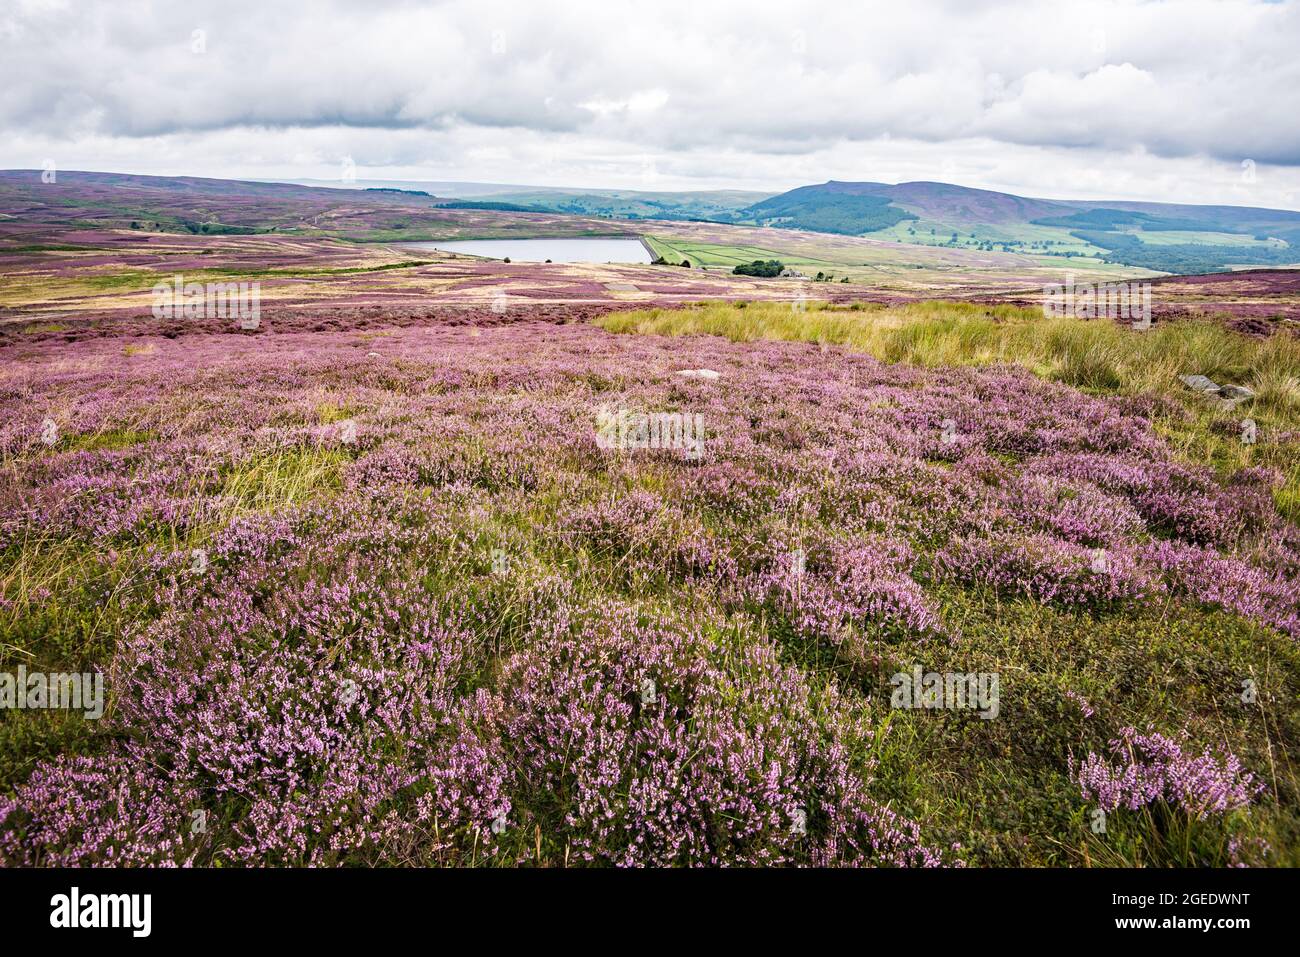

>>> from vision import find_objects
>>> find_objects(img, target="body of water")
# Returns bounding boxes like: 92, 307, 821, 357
405, 237, 652, 264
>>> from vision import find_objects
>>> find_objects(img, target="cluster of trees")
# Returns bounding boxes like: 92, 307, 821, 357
741, 191, 917, 235
435, 200, 553, 213
177, 220, 258, 235
1032, 208, 1214, 232
732, 259, 784, 277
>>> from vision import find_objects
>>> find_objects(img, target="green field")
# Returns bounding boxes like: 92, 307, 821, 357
646, 234, 888, 282
644, 236, 830, 269
644, 229, 1147, 286
1122, 229, 1288, 248
870, 219, 1109, 256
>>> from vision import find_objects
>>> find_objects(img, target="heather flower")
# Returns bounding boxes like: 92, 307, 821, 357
1141, 539, 1300, 639
1025, 453, 1272, 548
935, 532, 1159, 606
753, 537, 943, 656
558, 491, 732, 583
0, 757, 201, 867
1004, 474, 1144, 547
1072, 727, 1264, 820
1063, 690, 1095, 718
462, 596, 948, 866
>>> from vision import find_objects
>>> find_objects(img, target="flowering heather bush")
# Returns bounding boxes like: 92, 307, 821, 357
1073, 727, 1264, 820
558, 492, 732, 584
934, 533, 1158, 607
0, 440, 236, 546
0, 547, 945, 866
752, 537, 942, 659
0, 757, 202, 867
0, 317, 1293, 866
1063, 690, 1095, 718
1025, 453, 1273, 548
682, 461, 773, 518
2, 498, 497, 865
469, 595, 943, 866
1141, 539, 1300, 639
1003, 475, 1145, 547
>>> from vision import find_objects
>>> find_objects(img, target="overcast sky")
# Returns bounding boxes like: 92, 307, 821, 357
2, 0, 1299, 208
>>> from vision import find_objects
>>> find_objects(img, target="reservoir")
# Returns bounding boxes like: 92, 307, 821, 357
405, 237, 652, 264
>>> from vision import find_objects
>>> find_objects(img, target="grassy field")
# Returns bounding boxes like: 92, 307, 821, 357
645, 232, 943, 281
644, 236, 845, 272
644, 222, 1152, 288
1123, 230, 1287, 248
869, 219, 1107, 256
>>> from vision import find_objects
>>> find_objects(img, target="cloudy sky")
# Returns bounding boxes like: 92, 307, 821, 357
2, 0, 1298, 207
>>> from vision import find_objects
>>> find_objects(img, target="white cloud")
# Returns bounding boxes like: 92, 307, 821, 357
1, 0, 1298, 207
580, 90, 670, 116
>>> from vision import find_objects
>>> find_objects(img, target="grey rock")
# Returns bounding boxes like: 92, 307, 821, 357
1217, 384, 1256, 406
1180, 374, 1221, 394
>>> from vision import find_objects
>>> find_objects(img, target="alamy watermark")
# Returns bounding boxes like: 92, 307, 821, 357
1042, 272, 1151, 329
1, 665, 103, 719
152, 274, 261, 328
595, 408, 705, 460
50, 887, 150, 937
890, 666, 999, 719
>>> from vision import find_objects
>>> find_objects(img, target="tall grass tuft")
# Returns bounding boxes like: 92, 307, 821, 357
598, 298, 1300, 409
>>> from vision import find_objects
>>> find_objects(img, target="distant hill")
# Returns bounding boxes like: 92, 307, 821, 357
884, 181, 1070, 224
260, 178, 773, 221
11, 169, 436, 201
741, 184, 918, 234
0, 169, 636, 244
257, 177, 536, 197
730, 180, 1300, 274
733, 180, 1072, 230
478, 188, 771, 222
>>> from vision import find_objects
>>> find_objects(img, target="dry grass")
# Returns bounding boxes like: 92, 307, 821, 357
599, 299, 1300, 400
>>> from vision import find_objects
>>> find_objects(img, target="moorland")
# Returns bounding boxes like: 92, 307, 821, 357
2, 170, 1299, 867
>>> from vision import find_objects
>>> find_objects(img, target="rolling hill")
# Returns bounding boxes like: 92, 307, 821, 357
725, 181, 1300, 275
0, 169, 640, 244
263, 178, 772, 222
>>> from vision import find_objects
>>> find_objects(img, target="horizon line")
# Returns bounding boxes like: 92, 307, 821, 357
3, 166, 1299, 215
